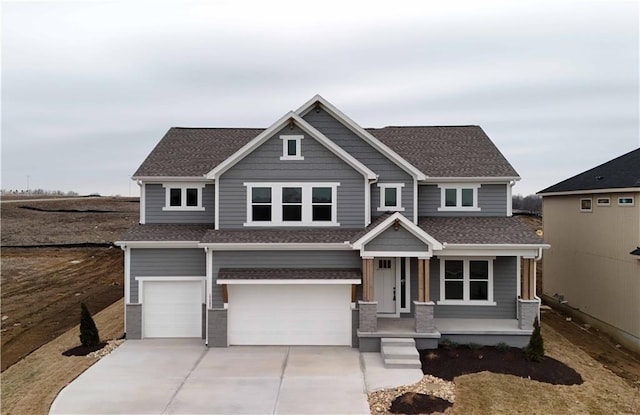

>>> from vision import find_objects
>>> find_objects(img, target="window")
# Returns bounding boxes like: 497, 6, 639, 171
596, 197, 610, 206
280, 135, 304, 160
580, 198, 592, 212
377, 183, 405, 211
618, 196, 635, 206
438, 184, 481, 211
244, 182, 339, 226
163, 184, 205, 211
439, 258, 495, 305
378, 259, 392, 269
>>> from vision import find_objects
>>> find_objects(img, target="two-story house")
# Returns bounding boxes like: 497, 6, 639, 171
116, 95, 548, 351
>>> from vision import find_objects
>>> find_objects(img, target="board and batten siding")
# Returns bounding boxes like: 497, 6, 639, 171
303, 109, 414, 221
144, 183, 215, 224
364, 226, 429, 252
429, 256, 517, 319
418, 184, 508, 216
211, 250, 361, 307
219, 125, 365, 229
130, 248, 206, 303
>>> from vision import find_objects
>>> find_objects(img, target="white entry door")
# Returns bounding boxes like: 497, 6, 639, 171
374, 258, 396, 314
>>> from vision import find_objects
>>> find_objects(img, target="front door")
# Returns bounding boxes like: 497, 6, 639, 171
374, 257, 396, 314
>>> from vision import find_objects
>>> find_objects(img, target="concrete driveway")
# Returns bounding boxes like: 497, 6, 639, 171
50, 340, 370, 414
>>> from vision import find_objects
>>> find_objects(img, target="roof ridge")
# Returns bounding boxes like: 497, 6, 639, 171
170, 127, 265, 130
370, 125, 481, 129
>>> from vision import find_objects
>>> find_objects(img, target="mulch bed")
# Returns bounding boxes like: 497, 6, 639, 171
389, 392, 452, 414
62, 342, 107, 357
420, 346, 583, 385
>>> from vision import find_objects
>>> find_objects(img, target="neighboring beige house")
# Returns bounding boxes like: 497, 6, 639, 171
538, 148, 640, 353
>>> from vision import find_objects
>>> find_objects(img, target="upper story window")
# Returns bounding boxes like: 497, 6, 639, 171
438, 258, 495, 305
280, 135, 304, 160
437, 184, 481, 211
580, 198, 592, 212
162, 183, 206, 211
377, 183, 405, 212
244, 182, 339, 226
618, 196, 635, 206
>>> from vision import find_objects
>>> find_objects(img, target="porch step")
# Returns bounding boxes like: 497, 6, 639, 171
381, 337, 422, 369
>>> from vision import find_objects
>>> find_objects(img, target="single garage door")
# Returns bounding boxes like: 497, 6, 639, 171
228, 284, 351, 345
143, 280, 203, 338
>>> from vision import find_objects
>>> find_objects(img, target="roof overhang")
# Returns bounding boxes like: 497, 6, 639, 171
538, 187, 640, 197
206, 111, 377, 180
114, 241, 201, 249
352, 212, 443, 252
439, 243, 550, 258
131, 176, 210, 182
421, 176, 520, 184
198, 242, 352, 250
217, 279, 361, 285
296, 95, 427, 181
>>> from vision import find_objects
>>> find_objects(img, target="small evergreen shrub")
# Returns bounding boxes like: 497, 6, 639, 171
441, 339, 459, 350
79, 303, 100, 347
524, 317, 544, 362
467, 342, 482, 350
495, 342, 510, 352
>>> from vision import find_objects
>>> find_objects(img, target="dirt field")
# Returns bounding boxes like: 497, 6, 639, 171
1, 197, 138, 371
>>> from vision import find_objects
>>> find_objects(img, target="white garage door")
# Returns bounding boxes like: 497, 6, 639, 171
228, 284, 351, 345
143, 280, 203, 338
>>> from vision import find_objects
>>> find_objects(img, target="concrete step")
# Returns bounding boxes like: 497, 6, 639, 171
381, 337, 416, 347
384, 358, 422, 369
381, 345, 420, 361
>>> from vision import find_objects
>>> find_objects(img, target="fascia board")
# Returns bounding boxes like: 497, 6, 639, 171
538, 187, 640, 196
217, 279, 361, 285
295, 95, 426, 180
114, 241, 202, 248
443, 243, 551, 249
132, 176, 210, 182
198, 242, 352, 250
421, 177, 521, 184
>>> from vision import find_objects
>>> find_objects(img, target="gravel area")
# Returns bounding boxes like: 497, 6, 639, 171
368, 375, 455, 415
86, 339, 125, 359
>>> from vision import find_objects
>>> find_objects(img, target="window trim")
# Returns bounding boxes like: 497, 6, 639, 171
376, 183, 405, 212
596, 196, 610, 207
618, 196, 635, 206
437, 184, 481, 212
580, 198, 592, 212
162, 183, 206, 211
438, 257, 496, 306
279, 135, 304, 161
244, 182, 340, 226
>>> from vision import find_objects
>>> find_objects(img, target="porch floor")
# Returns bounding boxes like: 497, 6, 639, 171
358, 318, 531, 338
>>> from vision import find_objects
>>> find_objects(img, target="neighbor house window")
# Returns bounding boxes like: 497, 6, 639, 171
244, 182, 339, 226
280, 135, 304, 160
439, 258, 495, 305
580, 198, 592, 212
438, 184, 481, 211
618, 196, 635, 206
596, 197, 610, 206
163, 184, 206, 211
377, 183, 405, 211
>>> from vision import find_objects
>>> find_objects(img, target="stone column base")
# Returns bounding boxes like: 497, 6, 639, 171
207, 308, 228, 347
125, 303, 142, 339
358, 301, 378, 332
414, 301, 435, 333
518, 298, 540, 330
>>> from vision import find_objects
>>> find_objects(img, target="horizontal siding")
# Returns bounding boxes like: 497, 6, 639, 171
211, 250, 361, 307
145, 183, 215, 224
365, 226, 429, 252
130, 248, 206, 303
303, 109, 414, 221
219, 124, 365, 228
430, 256, 517, 319
418, 184, 507, 217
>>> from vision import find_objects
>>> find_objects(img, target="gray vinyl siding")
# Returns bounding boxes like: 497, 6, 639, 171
418, 184, 508, 216
129, 248, 206, 303
218, 125, 365, 229
211, 250, 361, 307
145, 183, 215, 224
364, 226, 430, 252
430, 256, 517, 319
303, 109, 414, 221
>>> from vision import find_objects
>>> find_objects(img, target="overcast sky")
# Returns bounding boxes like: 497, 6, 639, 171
2, 0, 638, 197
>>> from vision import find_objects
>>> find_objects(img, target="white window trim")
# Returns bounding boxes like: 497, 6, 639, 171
596, 196, 611, 206
162, 183, 206, 211
243, 182, 340, 227
279, 135, 304, 160
399, 257, 411, 313
618, 196, 635, 206
580, 197, 592, 212
377, 183, 405, 212
437, 184, 481, 212
437, 257, 496, 306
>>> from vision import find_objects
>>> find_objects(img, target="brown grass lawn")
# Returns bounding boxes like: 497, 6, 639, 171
1, 299, 124, 415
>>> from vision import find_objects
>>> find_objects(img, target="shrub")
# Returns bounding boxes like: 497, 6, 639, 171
79, 303, 100, 347
524, 317, 544, 362
441, 339, 459, 350
467, 342, 483, 350
495, 342, 511, 352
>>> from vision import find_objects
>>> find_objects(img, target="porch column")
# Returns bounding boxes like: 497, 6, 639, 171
362, 258, 374, 301
359, 258, 377, 332
521, 258, 535, 300
417, 259, 430, 302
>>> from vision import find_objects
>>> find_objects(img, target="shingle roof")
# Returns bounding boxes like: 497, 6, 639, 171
218, 268, 361, 280
366, 126, 519, 178
418, 216, 546, 245
133, 126, 518, 179
539, 148, 640, 194
201, 228, 357, 244
119, 224, 211, 241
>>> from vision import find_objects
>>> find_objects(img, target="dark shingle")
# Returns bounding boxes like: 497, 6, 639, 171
218, 268, 361, 280
538, 148, 640, 194
418, 216, 545, 245
201, 228, 358, 244
119, 224, 211, 241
